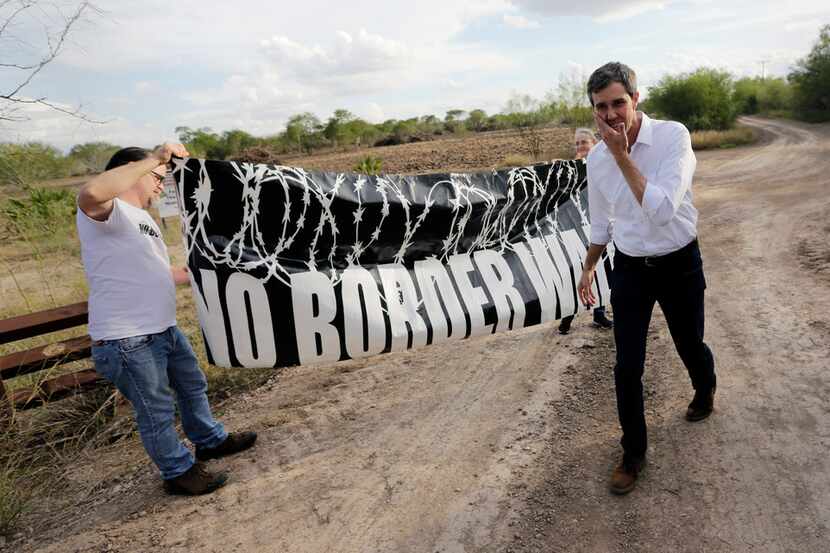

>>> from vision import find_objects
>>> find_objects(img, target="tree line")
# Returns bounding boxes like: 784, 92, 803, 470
644, 24, 830, 130
175, 88, 594, 160
2, 24, 828, 186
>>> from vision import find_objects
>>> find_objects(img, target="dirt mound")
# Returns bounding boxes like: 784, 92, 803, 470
282, 126, 575, 175
229, 146, 282, 165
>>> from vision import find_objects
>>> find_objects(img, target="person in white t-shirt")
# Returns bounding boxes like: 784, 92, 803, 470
77, 143, 257, 496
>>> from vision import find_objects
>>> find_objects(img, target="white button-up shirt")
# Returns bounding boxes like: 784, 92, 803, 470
587, 112, 699, 257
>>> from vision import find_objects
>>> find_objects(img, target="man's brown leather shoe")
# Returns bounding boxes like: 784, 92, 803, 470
196, 431, 258, 461
163, 462, 228, 496
609, 457, 646, 495
686, 387, 715, 422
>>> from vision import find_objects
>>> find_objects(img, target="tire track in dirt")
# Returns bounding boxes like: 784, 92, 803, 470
18, 325, 581, 553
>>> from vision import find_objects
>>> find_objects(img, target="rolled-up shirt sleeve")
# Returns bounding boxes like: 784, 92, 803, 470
641, 124, 697, 227
587, 157, 612, 246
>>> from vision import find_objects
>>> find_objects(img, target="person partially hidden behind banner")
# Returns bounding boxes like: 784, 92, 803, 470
577, 63, 717, 495
77, 143, 257, 496
558, 128, 614, 335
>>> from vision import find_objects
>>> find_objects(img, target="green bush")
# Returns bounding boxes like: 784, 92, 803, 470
175, 127, 260, 159
67, 142, 121, 174
0, 143, 71, 188
733, 77, 793, 115
2, 186, 77, 239
353, 156, 383, 175
646, 68, 737, 131
789, 24, 830, 122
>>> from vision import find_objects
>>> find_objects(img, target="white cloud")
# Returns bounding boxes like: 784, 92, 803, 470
363, 102, 386, 123
6, 0, 829, 150
135, 81, 160, 95
0, 102, 170, 152
594, 1, 665, 22
260, 29, 409, 79
508, 0, 667, 22
784, 19, 823, 33
174, 26, 515, 135
50, 1, 512, 72
503, 14, 541, 29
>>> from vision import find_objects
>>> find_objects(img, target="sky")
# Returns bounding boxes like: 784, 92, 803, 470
2, 0, 828, 151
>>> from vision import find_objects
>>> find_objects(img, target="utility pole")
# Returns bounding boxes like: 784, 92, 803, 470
760, 59, 769, 81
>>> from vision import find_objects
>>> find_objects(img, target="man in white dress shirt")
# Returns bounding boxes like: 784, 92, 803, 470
576, 62, 716, 495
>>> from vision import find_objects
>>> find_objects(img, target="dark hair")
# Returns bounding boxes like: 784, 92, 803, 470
104, 147, 151, 171
586, 62, 638, 106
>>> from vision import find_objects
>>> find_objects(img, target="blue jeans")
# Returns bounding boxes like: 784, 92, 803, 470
91, 326, 227, 480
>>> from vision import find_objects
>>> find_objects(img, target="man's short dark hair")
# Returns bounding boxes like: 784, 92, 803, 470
587, 62, 638, 106
105, 147, 151, 171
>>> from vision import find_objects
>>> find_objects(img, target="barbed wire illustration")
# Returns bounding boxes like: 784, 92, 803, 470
173, 158, 588, 290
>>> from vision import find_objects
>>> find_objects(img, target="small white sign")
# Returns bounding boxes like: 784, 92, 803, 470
158, 174, 179, 219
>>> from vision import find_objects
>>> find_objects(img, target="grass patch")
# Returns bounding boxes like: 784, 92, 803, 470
691, 125, 757, 150
498, 154, 533, 168
0, 388, 128, 536
759, 109, 795, 119
1, 186, 76, 238
0, 446, 32, 537
353, 155, 383, 175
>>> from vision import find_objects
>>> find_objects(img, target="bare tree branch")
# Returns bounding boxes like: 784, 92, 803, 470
0, 0, 103, 123
0, 96, 105, 123
0, 0, 35, 40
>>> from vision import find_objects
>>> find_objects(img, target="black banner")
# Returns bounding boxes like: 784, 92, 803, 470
171, 158, 613, 368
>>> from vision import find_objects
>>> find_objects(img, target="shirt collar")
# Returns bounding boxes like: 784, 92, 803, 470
633, 111, 653, 147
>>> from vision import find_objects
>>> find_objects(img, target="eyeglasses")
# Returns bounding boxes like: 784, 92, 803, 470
149, 171, 166, 185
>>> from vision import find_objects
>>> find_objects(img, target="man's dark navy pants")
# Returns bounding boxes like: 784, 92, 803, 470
610, 238, 716, 462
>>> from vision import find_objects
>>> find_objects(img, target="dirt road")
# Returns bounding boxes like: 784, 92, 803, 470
12, 117, 830, 553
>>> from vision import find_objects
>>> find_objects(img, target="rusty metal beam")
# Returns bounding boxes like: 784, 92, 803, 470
0, 335, 92, 380
12, 369, 106, 410
0, 302, 88, 345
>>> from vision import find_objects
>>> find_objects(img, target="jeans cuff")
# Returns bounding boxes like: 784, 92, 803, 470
197, 426, 228, 450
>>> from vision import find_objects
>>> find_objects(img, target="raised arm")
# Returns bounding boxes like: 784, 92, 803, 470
78, 143, 189, 221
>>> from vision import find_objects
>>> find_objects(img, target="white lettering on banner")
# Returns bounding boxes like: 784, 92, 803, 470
447, 254, 492, 337
188, 238, 609, 368
341, 267, 386, 358
542, 234, 577, 318
225, 273, 277, 368
377, 264, 429, 352
414, 258, 467, 344
512, 239, 559, 323
473, 250, 526, 332
584, 223, 613, 305
190, 270, 231, 367
291, 271, 340, 364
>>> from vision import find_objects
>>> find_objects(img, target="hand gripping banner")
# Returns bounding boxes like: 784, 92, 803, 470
171, 158, 614, 368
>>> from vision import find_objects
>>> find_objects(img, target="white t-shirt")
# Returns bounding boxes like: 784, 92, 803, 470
77, 198, 177, 341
